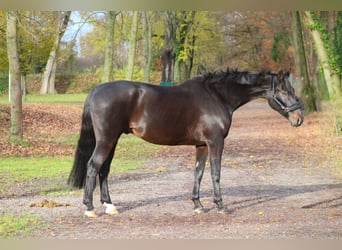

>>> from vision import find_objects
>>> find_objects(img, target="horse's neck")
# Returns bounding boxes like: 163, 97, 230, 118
213, 80, 269, 111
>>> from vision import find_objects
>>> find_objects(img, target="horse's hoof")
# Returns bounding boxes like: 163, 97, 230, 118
106, 209, 119, 215
106, 207, 119, 215
217, 207, 230, 214
193, 207, 206, 214
104, 203, 119, 215
84, 210, 98, 218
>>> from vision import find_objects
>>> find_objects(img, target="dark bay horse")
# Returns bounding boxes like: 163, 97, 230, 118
68, 68, 304, 217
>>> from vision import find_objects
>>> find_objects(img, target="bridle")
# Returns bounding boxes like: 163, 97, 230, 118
271, 75, 303, 114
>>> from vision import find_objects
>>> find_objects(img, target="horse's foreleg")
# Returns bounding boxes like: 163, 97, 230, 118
191, 145, 208, 213
99, 147, 119, 215
83, 142, 113, 217
207, 138, 229, 214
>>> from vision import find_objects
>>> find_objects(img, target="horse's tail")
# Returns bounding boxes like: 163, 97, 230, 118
67, 101, 95, 189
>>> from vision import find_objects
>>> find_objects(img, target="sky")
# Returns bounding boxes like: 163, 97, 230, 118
62, 11, 94, 56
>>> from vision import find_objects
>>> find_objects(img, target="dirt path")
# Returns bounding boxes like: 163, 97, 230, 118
1, 101, 342, 239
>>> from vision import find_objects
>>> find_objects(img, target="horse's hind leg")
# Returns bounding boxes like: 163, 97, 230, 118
191, 145, 208, 213
99, 146, 119, 215
83, 141, 114, 217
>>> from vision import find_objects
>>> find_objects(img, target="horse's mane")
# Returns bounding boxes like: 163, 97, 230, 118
200, 67, 273, 86
202, 67, 240, 82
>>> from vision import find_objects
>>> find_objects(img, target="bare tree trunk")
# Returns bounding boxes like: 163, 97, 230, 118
142, 11, 152, 83
21, 75, 26, 101
6, 11, 22, 141
102, 11, 118, 83
161, 11, 177, 83
290, 11, 317, 111
40, 11, 71, 94
303, 11, 341, 98
125, 11, 139, 81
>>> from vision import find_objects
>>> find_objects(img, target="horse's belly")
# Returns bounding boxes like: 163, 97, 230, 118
129, 120, 199, 146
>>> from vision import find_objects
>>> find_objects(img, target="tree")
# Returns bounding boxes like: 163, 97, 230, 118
125, 11, 138, 80
6, 11, 22, 141
333, 12, 342, 85
303, 11, 341, 98
161, 11, 177, 83
40, 11, 71, 94
290, 11, 317, 111
17, 12, 54, 75
174, 11, 196, 82
142, 11, 152, 82
1, 12, 8, 71
1, 12, 55, 74
102, 11, 119, 83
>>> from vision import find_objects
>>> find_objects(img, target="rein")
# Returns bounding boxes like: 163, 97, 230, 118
271, 75, 303, 114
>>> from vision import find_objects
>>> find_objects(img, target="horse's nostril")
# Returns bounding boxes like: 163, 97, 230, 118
297, 117, 303, 126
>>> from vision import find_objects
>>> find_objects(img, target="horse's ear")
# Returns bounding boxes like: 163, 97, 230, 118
259, 70, 266, 78
278, 70, 284, 77
239, 74, 250, 84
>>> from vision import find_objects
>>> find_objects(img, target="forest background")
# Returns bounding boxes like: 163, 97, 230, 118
0, 11, 342, 141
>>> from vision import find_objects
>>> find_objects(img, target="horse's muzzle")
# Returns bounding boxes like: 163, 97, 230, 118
288, 109, 304, 127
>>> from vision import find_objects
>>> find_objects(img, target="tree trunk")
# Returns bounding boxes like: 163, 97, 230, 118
21, 75, 26, 101
328, 11, 335, 45
303, 11, 341, 98
102, 11, 118, 83
174, 11, 196, 83
290, 11, 317, 112
125, 11, 139, 81
40, 11, 71, 94
142, 11, 152, 83
6, 11, 22, 141
161, 11, 177, 83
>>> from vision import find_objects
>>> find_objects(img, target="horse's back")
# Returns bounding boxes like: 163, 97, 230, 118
86, 79, 223, 145
88, 80, 199, 109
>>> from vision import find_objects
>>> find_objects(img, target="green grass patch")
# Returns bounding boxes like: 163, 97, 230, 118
0, 93, 87, 104
0, 135, 165, 197
111, 134, 166, 173
0, 157, 72, 197
0, 157, 72, 181
111, 158, 143, 174
0, 214, 41, 239
115, 134, 163, 158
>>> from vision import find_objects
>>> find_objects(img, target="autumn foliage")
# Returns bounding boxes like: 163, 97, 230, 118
0, 104, 82, 157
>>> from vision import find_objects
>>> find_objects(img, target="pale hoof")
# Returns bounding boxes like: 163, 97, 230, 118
84, 210, 98, 218
106, 208, 119, 215
193, 207, 206, 214
104, 203, 119, 215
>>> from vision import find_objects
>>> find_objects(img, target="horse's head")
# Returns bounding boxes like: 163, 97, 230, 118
266, 71, 304, 127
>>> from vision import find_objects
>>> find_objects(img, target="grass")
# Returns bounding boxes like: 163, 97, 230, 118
0, 214, 41, 239
0, 93, 87, 104
0, 135, 164, 195
0, 157, 72, 181
115, 134, 163, 158
0, 157, 73, 196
